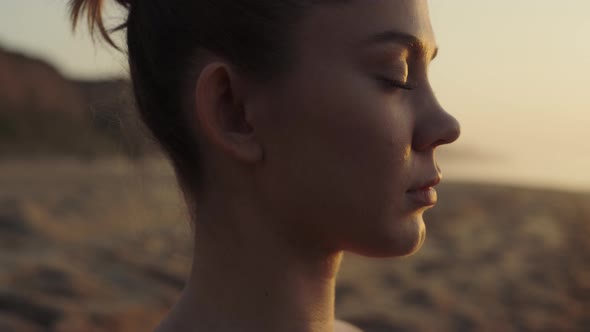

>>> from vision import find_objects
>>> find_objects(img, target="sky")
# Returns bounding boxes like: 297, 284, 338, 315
1, 0, 589, 192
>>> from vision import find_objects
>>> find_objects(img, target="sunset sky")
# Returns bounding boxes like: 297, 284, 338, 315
1, 0, 589, 191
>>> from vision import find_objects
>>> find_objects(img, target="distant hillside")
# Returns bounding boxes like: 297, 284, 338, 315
0, 46, 83, 116
0, 45, 156, 158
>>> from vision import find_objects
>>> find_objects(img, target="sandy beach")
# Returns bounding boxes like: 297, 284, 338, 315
1, 157, 588, 332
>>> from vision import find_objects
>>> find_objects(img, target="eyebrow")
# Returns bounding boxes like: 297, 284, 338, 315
358, 30, 439, 60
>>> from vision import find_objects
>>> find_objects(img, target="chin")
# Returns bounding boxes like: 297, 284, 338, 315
347, 213, 427, 258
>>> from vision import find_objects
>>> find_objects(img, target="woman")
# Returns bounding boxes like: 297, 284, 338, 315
70, 0, 461, 331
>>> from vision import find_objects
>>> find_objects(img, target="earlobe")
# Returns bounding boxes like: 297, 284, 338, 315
226, 130, 264, 162
194, 61, 264, 164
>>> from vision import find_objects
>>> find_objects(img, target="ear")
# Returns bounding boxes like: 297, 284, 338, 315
193, 61, 263, 164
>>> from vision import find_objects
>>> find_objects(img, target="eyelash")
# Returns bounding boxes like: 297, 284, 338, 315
375, 76, 417, 91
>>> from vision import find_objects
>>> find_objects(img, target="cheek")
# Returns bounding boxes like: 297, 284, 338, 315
323, 97, 411, 203
315, 87, 414, 235
259, 71, 415, 247
311, 68, 413, 191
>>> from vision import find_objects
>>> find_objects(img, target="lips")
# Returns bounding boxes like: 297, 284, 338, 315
406, 187, 438, 206
406, 175, 441, 207
407, 176, 441, 192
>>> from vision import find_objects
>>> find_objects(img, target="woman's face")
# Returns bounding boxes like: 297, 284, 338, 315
251, 0, 460, 257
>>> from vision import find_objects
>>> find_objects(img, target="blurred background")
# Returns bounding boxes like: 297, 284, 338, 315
0, 1, 588, 332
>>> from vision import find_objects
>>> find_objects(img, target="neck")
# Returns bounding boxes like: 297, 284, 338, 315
163, 189, 344, 332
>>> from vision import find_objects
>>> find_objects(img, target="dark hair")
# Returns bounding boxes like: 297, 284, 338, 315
70, 0, 331, 217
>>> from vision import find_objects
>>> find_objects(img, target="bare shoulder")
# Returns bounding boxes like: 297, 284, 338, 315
335, 319, 364, 332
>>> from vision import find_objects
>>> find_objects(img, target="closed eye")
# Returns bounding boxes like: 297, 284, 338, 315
375, 76, 417, 91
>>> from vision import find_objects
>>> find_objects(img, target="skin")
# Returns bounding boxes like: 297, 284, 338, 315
155, 0, 460, 331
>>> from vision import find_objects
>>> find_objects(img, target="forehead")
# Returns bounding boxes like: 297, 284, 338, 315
296, 0, 436, 55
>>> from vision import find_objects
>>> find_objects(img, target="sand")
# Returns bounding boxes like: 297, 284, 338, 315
1, 158, 588, 332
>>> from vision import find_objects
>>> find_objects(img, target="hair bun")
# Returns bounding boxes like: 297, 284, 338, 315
114, 0, 133, 8
69, 0, 131, 50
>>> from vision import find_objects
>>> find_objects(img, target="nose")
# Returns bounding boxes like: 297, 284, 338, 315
412, 88, 461, 151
